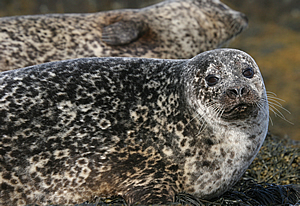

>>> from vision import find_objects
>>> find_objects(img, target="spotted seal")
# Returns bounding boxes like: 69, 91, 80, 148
0, 0, 248, 72
0, 48, 269, 205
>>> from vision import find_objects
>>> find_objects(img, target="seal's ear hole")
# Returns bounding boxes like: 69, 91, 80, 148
205, 74, 219, 86
243, 67, 254, 78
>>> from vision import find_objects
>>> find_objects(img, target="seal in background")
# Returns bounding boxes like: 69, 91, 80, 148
0, 0, 248, 71
0, 49, 268, 205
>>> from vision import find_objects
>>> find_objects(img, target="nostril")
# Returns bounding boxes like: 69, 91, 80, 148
241, 87, 245, 95
231, 89, 238, 96
226, 87, 249, 99
241, 13, 248, 24
240, 87, 248, 96
226, 89, 238, 99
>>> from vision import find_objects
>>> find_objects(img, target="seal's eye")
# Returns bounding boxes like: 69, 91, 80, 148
243, 68, 254, 78
205, 75, 219, 86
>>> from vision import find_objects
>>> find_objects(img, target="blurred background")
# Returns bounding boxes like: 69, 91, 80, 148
0, 0, 299, 140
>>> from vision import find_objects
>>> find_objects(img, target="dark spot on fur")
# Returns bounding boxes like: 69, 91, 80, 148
17, 187, 23, 193
34, 176, 41, 183
1, 182, 14, 190
202, 161, 210, 167
58, 152, 65, 157
176, 123, 183, 132
167, 164, 179, 172
11, 179, 18, 185
215, 172, 222, 180
189, 138, 196, 147
78, 159, 87, 165
30, 172, 37, 178
180, 138, 187, 147
188, 188, 195, 193
249, 135, 256, 139
3, 172, 11, 180
230, 151, 235, 158
255, 143, 261, 151
204, 138, 214, 146
220, 148, 226, 157
185, 149, 192, 157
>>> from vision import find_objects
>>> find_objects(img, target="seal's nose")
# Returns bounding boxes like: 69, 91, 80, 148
226, 86, 249, 99
240, 13, 248, 24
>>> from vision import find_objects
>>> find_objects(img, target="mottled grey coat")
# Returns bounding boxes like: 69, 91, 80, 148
0, 49, 268, 205
0, 0, 247, 71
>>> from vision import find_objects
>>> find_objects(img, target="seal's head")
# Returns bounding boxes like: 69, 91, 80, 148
141, 0, 248, 58
186, 48, 268, 124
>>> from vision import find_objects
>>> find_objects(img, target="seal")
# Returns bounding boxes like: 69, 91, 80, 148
0, 48, 269, 205
0, 0, 248, 71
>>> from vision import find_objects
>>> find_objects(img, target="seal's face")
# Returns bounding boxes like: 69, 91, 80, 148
187, 49, 267, 124
213, 66, 260, 121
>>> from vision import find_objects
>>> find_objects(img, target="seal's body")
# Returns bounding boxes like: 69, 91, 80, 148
0, 0, 248, 71
0, 49, 268, 205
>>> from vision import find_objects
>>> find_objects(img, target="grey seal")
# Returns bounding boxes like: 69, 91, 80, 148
0, 0, 248, 72
0, 48, 268, 205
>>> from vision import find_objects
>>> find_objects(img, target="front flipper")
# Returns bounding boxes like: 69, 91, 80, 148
101, 20, 148, 46
123, 185, 175, 205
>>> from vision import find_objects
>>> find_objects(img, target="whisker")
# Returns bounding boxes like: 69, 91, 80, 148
267, 99, 284, 108
266, 91, 277, 96
185, 109, 206, 136
186, 115, 198, 126
265, 91, 293, 125
269, 104, 294, 125
269, 115, 274, 126
257, 102, 268, 115
268, 107, 277, 126
267, 91, 286, 102
257, 102, 273, 126
269, 104, 286, 119
216, 105, 224, 119
184, 112, 207, 137
220, 107, 225, 118
211, 105, 219, 117
196, 121, 207, 136
207, 102, 222, 119
193, 101, 221, 136
268, 101, 291, 114
267, 96, 286, 103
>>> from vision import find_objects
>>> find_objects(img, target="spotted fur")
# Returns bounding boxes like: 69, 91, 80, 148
0, 0, 248, 72
0, 49, 268, 205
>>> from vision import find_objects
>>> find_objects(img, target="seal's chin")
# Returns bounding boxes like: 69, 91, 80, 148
222, 103, 257, 120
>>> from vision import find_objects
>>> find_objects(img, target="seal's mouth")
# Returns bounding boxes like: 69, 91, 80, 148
225, 103, 250, 113
222, 103, 257, 120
